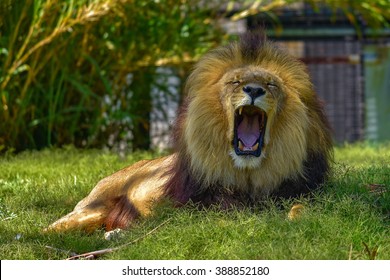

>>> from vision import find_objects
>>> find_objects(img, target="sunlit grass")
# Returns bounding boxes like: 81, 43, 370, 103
0, 144, 389, 259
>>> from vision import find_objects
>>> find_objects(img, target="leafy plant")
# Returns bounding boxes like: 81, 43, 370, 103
0, 0, 224, 152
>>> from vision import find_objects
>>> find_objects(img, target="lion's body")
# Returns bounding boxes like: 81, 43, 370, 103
47, 32, 332, 233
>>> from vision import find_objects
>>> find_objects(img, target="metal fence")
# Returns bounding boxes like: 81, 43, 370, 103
276, 38, 365, 143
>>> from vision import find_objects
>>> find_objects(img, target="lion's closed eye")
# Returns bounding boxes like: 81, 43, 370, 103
226, 80, 241, 86
267, 82, 278, 89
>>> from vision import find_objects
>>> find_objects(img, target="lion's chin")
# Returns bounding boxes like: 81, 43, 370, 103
229, 150, 264, 169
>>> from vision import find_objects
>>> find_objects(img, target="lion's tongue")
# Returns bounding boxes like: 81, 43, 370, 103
237, 115, 260, 148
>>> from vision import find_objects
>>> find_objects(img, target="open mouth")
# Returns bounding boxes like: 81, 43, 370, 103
233, 105, 267, 157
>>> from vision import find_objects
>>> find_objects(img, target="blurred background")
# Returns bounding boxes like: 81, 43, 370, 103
0, 0, 389, 154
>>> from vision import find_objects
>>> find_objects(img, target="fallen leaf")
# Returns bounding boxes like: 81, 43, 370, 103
288, 204, 304, 220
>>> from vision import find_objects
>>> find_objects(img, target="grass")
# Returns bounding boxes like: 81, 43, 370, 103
0, 143, 389, 260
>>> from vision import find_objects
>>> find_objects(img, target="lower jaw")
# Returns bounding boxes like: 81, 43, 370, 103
230, 150, 264, 169
233, 137, 263, 157
234, 149, 261, 157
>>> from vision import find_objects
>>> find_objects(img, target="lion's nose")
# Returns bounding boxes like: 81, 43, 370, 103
242, 85, 266, 102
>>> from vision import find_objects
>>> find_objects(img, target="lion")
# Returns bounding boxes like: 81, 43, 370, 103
46, 32, 332, 233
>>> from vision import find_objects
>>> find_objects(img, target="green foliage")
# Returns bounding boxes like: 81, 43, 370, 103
0, 143, 389, 259
0, 0, 224, 151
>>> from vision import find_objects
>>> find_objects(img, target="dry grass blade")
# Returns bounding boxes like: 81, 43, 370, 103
362, 242, 378, 260
365, 184, 387, 195
231, 0, 286, 21
45, 245, 78, 257
348, 243, 353, 260
65, 218, 172, 260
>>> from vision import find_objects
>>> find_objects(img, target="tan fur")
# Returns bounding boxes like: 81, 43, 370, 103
46, 33, 332, 233
46, 156, 174, 232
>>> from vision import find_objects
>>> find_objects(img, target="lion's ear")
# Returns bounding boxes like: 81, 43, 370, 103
239, 30, 267, 61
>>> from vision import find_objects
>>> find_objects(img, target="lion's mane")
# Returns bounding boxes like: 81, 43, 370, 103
164, 32, 333, 207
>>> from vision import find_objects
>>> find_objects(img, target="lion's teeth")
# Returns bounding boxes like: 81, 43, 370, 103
239, 107, 243, 115
239, 140, 259, 152
238, 140, 244, 151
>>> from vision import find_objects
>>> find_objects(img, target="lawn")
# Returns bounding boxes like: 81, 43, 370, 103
0, 144, 389, 260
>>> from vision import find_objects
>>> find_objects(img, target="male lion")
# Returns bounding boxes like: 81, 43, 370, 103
47, 32, 332, 233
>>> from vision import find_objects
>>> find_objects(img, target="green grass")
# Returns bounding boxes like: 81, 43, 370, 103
0, 143, 389, 260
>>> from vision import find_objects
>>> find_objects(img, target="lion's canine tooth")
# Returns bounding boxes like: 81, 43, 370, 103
252, 142, 259, 151
238, 140, 244, 151
239, 107, 243, 115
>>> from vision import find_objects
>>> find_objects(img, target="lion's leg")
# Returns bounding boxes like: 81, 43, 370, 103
45, 155, 174, 233
44, 204, 109, 233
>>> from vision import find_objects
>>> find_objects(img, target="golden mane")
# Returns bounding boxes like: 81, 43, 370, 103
165, 32, 332, 204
